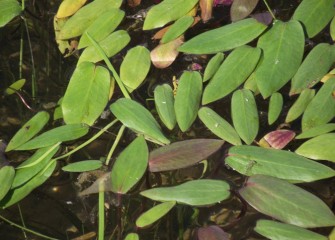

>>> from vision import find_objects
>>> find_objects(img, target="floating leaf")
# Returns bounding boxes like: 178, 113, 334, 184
226, 145, 335, 182
149, 139, 224, 172
199, 0, 213, 22
141, 179, 230, 206
62, 62, 110, 125
243, 72, 259, 94
110, 98, 170, 145
285, 89, 315, 123
240, 175, 335, 227
262, 130, 295, 149
197, 225, 230, 240
151, 36, 183, 68
154, 84, 176, 130
255, 220, 328, 240
268, 92, 283, 125
255, 20, 305, 98
5, 79, 25, 95
161, 16, 194, 44
296, 124, 335, 139
198, 107, 241, 146
231, 89, 259, 145
124, 233, 139, 240
136, 201, 176, 228
53, 16, 76, 57
56, 0, 87, 18
230, 0, 259, 22
0, 0, 21, 28
178, 18, 267, 54
202, 45, 261, 104
203, 53, 224, 82
62, 160, 103, 172
0, 166, 15, 201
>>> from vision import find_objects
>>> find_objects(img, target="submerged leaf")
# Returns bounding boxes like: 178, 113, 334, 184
230, 0, 259, 22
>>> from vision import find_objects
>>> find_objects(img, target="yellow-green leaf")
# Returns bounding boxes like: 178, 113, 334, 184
56, 0, 87, 18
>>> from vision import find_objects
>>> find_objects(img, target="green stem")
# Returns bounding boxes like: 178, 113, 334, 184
98, 182, 105, 240
18, 204, 27, 239
263, 0, 277, 20
105, 125, 125, 165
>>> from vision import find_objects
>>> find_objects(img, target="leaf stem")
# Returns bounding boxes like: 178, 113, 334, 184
262, 0, 277, 20
105, 125, 125, 165
98, 182, 105, 240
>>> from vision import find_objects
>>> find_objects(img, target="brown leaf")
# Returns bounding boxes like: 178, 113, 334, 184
263, 130, 296, 149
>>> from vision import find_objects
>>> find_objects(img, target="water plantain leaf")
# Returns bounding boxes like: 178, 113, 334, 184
120, 46, 151, 93
140, 179, 230, 206
231, 89, 259, 145
154, 84, 176, 130
202, 45, 261, 104
174, 71, 202, 132
296, 124, 335, 139
149, 139, 224, 172
5, 79, 25, 95
124, 233, 139, 240
290, 43, 335, 95
111, 136, 148, 194
6, 111, 50, 152
178, 18, 267, 54
161, 16, 194, 44
0, 166, 15, 201
143, 0, 198, 30
292, 0, 335, 38
56, 0, 87, 18
268, 92, 283, 125
255, 220, 328, 240
198, 107, 241, 146
0, 0, 21, 28
16, 124, 89, 150
136, 201, 176, 228
285, 89, 315, 123
230, 0, 259, 22
110, 98, 170, 145
62, 160, 103, 172
239, 175, 335, 227
226, 145, 335, 182
203, 53, 224, 82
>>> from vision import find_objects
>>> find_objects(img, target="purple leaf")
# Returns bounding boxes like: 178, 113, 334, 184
263, 130, 295, 149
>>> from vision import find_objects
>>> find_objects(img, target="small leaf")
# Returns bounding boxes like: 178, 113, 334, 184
0, 166, 15, 201
53, 97, 63, 121
154, 84, 176, 130
136, 201, 176, 228
263, 130, 295, 149
62, 160, 103, 172
331, 16, 335, 41
268, 92, 283, 125
141, 179, 230, 206
161, 16, 194, 44
56, 0, 87, 18
285, 89, 315, 123
230, 0, 259, 22
203, 53, 224, 82
296, 124, 335, 139
243, 72, 260, 94
0, 0, 21, 28
5, 79, 25, 95
124, 233, 139, 240
197, 225, 230, 240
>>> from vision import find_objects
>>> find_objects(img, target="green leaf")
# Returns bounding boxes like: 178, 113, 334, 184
0, 0, 21, 28
239, 175, 335, 227
62, 160, 103, 172
178, 18, 267, 54
268, 92, 283, 125
255, 220, 328, 240
149, 139, 224, 172
124, 233, 139, 240
255, 20, 305, 98
110, 98, 170, 145
198, 107, 241, 146
202, 45, 261, 104
231, 89, 259, 145
290, 43, 335, 95
5, 79, 25, 95
285, 89, 315, 123
56, 0, 87, 18
295, 133, 335, 162
6, 111, 50, 152
53, 97, 63, 121
62, 62, 110, 125
140, 179, 230, 206
174, 71, 202, 132
331, 16, 335, 41
143, 0, 198, 30
16, 124, 89, 150
120, 46, 151, 92
243, 72, 260, 94
296, 124, 335, 139
203, 53, 224, 82
136, 201, 176, 228
292, 0, 335, 38
154, 84, 176, 130
230, 0, 259, 22
301, 78, 335, 131
111, 136, 148, 194
161, 15, 194, 44
226, 145, 335, 182
0, 166, 15, 201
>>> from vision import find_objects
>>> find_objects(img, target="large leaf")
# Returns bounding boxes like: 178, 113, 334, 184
295, 133, 335, 162
62, 160, 103, 172
226, 145, 335, 182
231, 89, 259, 145
296, 123, 335, 139
111, 136, 148, 194
0, 0, 21, 28
290, 43, 335, 95
178, 18, 267, 54
56, 0, 87, 18
202, 45, 261, 104
0, 166, 15, 201
292, 0, 335, 38
62, 62, 110, 125
230, 0, 259, 22
285, 89, 315, 123
149, 139, 224, 172
174, 71, 202, 132
254, 20, 305, 98
110, 98, 170, 145
203, 53, 224, 82
154, 84, 176, 130
143, 0, 198, 30
161, 15, 194, 44
140, 179, 230, 206
239, 175, 335, 227
268, 92, 283, 125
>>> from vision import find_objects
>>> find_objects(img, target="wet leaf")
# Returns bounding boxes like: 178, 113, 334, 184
230, 0, 259, 22
0, 0, 21, 28
6, 111, 50, 152
141, 179, 230, 206
62, 160, 103, 172
136, 201, 176, 228
151, 36, 183, 68
110, 98, 170, 145
285, 89, 315, 123
197, 225, 230, 240
198, 107, 241, 146
226, 145, 335, 182
124, 233, 139, 240
154, 84, 176, 130
203, 53, 224, 82
240, 175, 335, 227
178, 18, 267, 54
56, 0, 87, 18
149, 139, 224, 172
161, 16, 193, 44
120, 46, 151, 92
255, 220, 328, 240
143, 0, 198, 30
62, 62, 110, 125
5, 79, 25, 95
268, 92, 283, 125
111, 136, 148, 194
174, 71, 203, 132
255, 20, 305, 98
199, 0, 213, 23
0, 166, 15, 201
231, 89, 259, 145
293, 0, 335, 38
296, 123, 335, 139
263, 130, 295, 149
202, 45, 261, 104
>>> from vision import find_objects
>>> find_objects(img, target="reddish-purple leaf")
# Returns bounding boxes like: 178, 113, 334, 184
263, 130, 296, 149
149, 139, 224, 172
252, 12, 273, 26
197, 225, 230, 240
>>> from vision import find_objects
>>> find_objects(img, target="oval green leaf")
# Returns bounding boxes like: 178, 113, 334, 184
296, 123, 335, 139
230, 0, 259, 22
124, 233, 139, 240
0, 0, 21, 28
285, 89, 315, 123
203, 53, 224, 82
0, 166, 15, 201
161, 15, 194, 44
62, 160, 103, 172
154, 84, 176, 130
268, 92, 283, 125
5, 79, 26, 95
